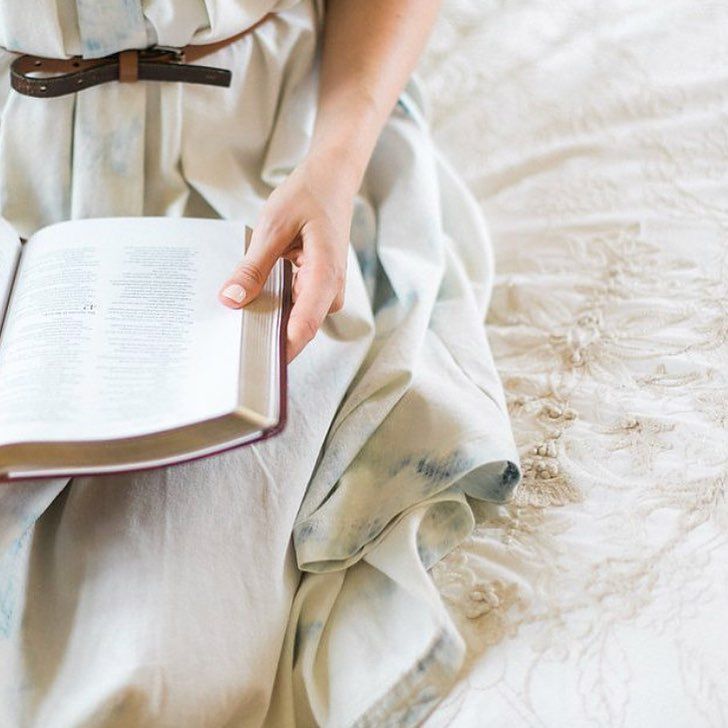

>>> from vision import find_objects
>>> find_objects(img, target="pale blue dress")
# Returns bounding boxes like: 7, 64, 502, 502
0, 1, 522, 726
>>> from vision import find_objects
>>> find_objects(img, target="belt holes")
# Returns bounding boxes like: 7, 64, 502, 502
73, 61, 80, 68
34, 60, 42, 67
39, 85, 47, 92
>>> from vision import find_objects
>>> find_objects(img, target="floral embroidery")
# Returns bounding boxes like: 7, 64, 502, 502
420, 1, 728, 724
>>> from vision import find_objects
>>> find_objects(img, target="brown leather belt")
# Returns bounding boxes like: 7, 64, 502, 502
10, 13, 274, 98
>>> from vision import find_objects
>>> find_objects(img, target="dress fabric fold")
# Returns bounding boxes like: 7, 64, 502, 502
0, 1, 522, 726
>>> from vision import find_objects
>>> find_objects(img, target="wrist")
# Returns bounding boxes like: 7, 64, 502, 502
305, 95, 384, 195
301, 144, 366, 197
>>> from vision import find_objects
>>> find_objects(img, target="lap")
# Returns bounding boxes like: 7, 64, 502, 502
0, 251, 373, 727
20, 466, 300, 727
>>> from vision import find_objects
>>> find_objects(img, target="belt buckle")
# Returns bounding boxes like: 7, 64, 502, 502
139, 45, 186, 64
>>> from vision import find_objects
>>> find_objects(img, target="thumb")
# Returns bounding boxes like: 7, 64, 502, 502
218, 217, 296, 308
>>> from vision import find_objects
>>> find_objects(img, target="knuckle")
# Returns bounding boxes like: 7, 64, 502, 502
296, 316, 319, 342
333, 265, 346, 287
257, 210, 296, 245
320, 260, 345, 288
256, 214, 279, 240
234, 261, 266, 288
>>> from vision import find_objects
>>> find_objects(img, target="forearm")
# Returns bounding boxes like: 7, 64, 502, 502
221, 1, 441, 358
305, 0, 442, 193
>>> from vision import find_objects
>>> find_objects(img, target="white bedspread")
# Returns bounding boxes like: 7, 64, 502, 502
420, 1, 728, 725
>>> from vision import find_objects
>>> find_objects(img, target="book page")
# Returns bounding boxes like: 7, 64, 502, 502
0, 218, 21, 327
0, 217, 249, 444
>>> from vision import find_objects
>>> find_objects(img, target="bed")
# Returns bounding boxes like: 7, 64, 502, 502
418, 1, 728, 725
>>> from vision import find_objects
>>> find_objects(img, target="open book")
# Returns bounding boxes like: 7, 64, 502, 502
0, 217, 291, 482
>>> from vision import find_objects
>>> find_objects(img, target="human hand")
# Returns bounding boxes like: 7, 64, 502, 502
218, 157, 353, 363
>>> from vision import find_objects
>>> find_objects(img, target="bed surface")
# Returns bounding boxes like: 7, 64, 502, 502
419, 1, 728, 725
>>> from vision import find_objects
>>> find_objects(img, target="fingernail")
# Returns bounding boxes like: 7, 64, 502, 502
222, 284, 246, 303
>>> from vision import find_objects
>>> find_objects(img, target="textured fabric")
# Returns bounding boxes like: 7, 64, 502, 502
0, 1, 521, 726
416, 1, 728, 726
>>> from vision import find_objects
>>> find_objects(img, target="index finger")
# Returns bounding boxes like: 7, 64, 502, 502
286, 253, 345, 362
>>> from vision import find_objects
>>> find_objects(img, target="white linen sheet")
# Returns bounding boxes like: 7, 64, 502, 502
421, 1, 728, 725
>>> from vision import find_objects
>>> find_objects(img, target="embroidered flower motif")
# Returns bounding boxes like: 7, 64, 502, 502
600, 414, 676, 473
420, 5, 728, 724
432, 552, 525, 646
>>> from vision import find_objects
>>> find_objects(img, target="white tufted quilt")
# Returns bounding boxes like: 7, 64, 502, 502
418, 1, 728, 726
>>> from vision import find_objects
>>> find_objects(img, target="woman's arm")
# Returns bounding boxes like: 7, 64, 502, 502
307, 0, 442, 195
218, 0, 442, 362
